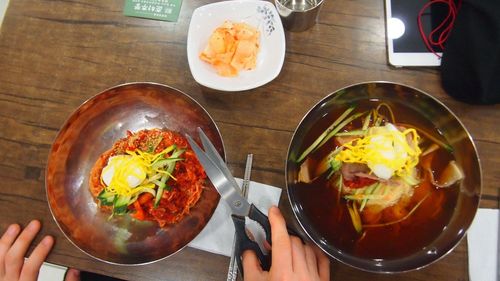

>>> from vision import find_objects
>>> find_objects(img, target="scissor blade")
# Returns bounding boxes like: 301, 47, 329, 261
186, 134, 251, 217
197, 127, 240, 190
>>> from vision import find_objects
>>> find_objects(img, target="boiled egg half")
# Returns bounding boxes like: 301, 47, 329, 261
101, 155, 147, 193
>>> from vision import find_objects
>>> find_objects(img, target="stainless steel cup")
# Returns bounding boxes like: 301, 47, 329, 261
275, 0, 324, 32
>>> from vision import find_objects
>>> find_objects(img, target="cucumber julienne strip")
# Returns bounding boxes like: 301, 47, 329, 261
296, 105, 356, 163
317, 112, 366, 149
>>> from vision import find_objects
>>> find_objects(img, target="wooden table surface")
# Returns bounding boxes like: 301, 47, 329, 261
0, 0, 498, 280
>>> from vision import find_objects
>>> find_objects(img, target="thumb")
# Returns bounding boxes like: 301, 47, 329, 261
64, 268, 81, 281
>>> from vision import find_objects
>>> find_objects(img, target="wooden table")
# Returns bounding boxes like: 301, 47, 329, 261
0, 0, 498, 280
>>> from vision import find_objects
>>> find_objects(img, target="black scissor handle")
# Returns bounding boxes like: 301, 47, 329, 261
247, 204, 272, 245
232, 205, 303, 277
249, 204, 301, 241
232, 204, 273, 277
232, 213, 271, 278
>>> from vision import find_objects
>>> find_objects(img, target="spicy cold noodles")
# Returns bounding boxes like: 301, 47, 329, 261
89, 129, 206, 227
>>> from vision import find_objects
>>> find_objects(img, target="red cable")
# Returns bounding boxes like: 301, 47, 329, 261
418, 0, 461, 58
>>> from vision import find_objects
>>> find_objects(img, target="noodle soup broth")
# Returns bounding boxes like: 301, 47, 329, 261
290, 100, 460, 259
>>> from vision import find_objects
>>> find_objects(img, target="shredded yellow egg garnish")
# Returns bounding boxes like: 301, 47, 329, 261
101, 146, 176, 197
127, 147, 178, 180
335, 124, 421, 179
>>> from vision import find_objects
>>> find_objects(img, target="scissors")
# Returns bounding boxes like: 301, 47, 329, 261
186, 128, 273, 275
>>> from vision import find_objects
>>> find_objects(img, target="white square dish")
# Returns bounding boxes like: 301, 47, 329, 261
187, 0, 286, 92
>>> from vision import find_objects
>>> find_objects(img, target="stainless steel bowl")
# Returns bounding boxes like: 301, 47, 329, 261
286, 82, 481, 272
46, 82, 224, 265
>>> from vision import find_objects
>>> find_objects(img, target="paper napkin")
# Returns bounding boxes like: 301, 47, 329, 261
467, 208, 499, 281
189, 179, 282, 256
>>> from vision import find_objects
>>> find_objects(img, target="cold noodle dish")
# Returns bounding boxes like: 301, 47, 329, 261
89, 129, 206, 227
293, 101, 464, 259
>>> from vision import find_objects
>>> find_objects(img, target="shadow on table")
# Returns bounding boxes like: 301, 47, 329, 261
80, 271, 126, 281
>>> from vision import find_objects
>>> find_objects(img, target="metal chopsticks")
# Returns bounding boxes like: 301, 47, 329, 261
226, 153, 253, 281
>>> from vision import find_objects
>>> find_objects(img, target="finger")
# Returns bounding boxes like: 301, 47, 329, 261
262, 239, 271, 252
64, 268, 81, 281
242, 250, 263, 280
0, 224, 21, 276
4, 220, 41, 280
304, 243, 319, 277
20, 236, 54, 281
268, 206, 292, 274
290, 236, 308, 275
312, 245, 330, 281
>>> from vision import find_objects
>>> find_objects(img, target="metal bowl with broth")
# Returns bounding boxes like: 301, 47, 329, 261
286, 82, 481, 272
46, 82, 224, 265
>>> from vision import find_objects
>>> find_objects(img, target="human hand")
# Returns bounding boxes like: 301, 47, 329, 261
0, 220, 80, 281
242, 206, 330, 281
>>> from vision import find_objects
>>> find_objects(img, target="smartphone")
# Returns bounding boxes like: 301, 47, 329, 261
385, 0, 452, 67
